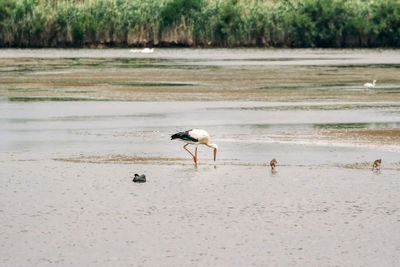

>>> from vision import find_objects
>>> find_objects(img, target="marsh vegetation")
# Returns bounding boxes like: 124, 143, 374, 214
1, 0, 400, 48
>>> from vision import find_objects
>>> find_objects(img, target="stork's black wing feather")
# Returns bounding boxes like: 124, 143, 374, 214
171, 130, 198, 142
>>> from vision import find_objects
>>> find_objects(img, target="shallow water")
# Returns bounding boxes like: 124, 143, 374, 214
1, 48, 400, 66
1, 49, 400, 266
1, 100, 400, 165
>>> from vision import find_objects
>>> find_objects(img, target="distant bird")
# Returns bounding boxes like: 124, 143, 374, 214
133, 174, 146, 183
364, 80, 376, 88
129, 48, 154, 54
372, 159, 381, 171
141, 48, 154, 54
171, 129, 218, 164
270, 158, 277, 170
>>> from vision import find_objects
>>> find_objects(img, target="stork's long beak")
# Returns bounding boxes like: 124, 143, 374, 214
214, 149, 217, 161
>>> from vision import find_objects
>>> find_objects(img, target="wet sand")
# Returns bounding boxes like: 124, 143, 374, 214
1, 159, 399, 266
1, 100, 400, 267
1, 49, 400, 266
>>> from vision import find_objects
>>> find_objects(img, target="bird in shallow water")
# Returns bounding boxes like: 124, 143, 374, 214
270, 158, 277, 170
129, 48, 154, 54
372, 159, 381, 171
364, 80, 376, 88
133, 174, 146, 183
171, 129, 218, 165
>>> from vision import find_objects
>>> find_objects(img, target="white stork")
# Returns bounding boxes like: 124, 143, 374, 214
364, 80, 376, 88
171, 129, 218, 164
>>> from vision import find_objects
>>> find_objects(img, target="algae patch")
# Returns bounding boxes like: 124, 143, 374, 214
54, 155, 187, 164
8, 97, 111, 102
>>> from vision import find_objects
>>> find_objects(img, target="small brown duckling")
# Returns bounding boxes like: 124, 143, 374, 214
372, 159, 381, 171
270, 158, 277, 170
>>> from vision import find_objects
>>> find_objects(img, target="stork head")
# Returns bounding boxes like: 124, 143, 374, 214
209, 144, 218, 161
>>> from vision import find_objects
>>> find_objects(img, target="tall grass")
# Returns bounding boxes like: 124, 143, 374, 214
1, 0, 399, 47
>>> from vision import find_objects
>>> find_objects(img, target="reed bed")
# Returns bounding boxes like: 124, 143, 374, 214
0, 0, 399, 47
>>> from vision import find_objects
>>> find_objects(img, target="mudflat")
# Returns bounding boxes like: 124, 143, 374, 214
1, 49, 399, 266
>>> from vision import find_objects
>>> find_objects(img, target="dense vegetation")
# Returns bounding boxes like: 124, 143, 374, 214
0, 0, 399, 48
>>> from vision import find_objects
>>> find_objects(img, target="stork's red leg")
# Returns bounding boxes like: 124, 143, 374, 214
195, 147, 197, 164
183, 144, 197, 164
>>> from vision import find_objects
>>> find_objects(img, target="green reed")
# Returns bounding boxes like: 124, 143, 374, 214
0, 0, 399, 47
